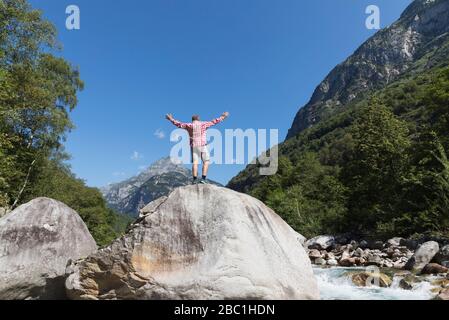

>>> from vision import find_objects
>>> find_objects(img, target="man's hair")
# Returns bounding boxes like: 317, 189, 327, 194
192, 115, 200, 121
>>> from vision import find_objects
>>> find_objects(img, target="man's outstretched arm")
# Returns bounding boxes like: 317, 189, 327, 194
166, 114, 191, 129
204, 112, 229, 129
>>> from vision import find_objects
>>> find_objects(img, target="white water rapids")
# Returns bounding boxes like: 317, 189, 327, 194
314, 266, 438, 300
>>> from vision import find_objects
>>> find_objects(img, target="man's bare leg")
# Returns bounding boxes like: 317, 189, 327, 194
202, 161, 210, 178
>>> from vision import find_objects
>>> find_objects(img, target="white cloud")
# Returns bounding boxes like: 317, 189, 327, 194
112, 171, 126, 177
154, 129, 165, 139
130, 151, 144, 161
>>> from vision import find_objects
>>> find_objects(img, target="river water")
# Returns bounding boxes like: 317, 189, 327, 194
313, 266, 438, 300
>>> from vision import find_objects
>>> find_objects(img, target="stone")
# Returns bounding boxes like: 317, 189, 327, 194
431, 278, 449, 288
339, 257, 356, 267
370, 241, 385, 250
386, 237, 404, 247
325, 252, 335, 260
0, 198, 97, 300
404, 241, 440, 272
421, 263, 449, 275
341, 249, 351, 260
305, 235, 335, 251
349, 240, 359, 250
434, 244, 449, 265
308, 249, 322, 259
359, 240, 369, 249
400, 238, 419, 251
65, 185, 320, 300
398, 274, 420, 290
350, 272, 392, 288
399, 279, 413, 290
138, 195, 168, 218
437, 288, 449, 300
315, 258, 327, 266
353, 247, 364, 258
334, 234, 352, 245
366, 254, 383, 267
327, 259, 338, 266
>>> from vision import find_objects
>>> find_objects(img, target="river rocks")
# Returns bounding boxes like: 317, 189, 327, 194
0, 198, 97, 300
306, 236, 422, 270
65, 185, 320, 300
308, 249, 322, 259
421, 263, 449, 275
434, 244, 449, 265
386, 237, 404, 247
437, 288, 449, 300
404, 241, 440, 272
349, 272, 392, 288
399, 279, 413, 290
372, 241, 385, 250
366, 253, 383, 267
353, 247, 364, 258
305, 235, 335, 251
339, 257, 357, 267
399, 274, 420, 290
327, 258, 338, 266
400, 239, 419, 251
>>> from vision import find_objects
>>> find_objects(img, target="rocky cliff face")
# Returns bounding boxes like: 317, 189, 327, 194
286, 0, 449, 139
101, 157, 192, 217
0, 198, 97, 300
66, 185, 319, 300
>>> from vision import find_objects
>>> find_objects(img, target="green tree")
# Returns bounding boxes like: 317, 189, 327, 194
424, 67, 449, 150
341, 100, 411, 236
0, 1, 126, 246
394, 131, 449, 235
261, 153, 346, 238
0, 0, 83, 208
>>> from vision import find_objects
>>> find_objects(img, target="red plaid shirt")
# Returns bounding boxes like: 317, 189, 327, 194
171, 116, 225, 147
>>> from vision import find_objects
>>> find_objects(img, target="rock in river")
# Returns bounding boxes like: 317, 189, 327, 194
404, 241, 439, 273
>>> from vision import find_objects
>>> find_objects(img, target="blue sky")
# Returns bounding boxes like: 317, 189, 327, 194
30, 0, 411, 187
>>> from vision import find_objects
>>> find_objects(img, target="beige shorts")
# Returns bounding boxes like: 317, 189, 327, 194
191, 145, 210, 163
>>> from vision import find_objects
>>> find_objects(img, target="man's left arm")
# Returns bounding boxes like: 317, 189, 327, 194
204, 112, 229, 128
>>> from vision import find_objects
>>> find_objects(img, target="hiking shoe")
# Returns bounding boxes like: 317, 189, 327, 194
192, 179, 199, 185
199, 179, 208, 184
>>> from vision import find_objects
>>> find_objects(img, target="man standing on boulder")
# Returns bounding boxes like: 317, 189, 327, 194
166, 112, 229, 184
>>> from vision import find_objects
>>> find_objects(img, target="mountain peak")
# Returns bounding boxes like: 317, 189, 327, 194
401, 0, 439, 19
286, 0, 449, 139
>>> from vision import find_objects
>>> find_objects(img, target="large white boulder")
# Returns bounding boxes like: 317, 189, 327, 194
66, 185, 319, 300
0, 198, 97, 300
404, 241, 439, 272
